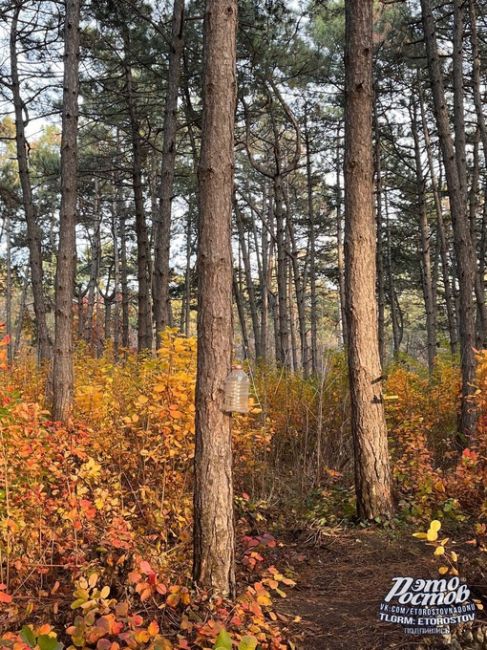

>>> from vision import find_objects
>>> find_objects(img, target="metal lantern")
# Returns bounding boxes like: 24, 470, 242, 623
223, 365, 250, 413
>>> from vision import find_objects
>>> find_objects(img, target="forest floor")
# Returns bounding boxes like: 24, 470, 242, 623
273, 527, 487, 650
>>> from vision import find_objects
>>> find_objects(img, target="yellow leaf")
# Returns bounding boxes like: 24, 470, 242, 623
427, 529, 438, 542
429, 520, 441, 533
100, 586, 110, 599
412, 532, 428, 539
438, 566, 449, 575
88, 573, 98, 589
451, 551, 458, 562
434, 546, 445, 556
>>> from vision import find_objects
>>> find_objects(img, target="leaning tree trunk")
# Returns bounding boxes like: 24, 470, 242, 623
53, 0, 80, 421
421, 0, 477, 439
153, 0, 185, 345
344, 0, 393, 520
193, 0, 237, 597
10, 5, 51, 362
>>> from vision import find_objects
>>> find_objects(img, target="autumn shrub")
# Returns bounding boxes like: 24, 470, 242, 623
0, 331, 291, 649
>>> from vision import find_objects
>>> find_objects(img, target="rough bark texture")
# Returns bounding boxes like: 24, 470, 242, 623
153, 0, 184, 345
193, 0, 237, 597
53, 0, 80, 421
10, 5, 51, 362
421, 0, 477, 439
344, 0, 393, 520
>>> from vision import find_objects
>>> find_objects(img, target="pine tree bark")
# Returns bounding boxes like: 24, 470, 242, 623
421, 0, 477, 439
53, 0, 80, 421
10, 4, 51, 362
344, 0, 393, 520
153, 0, 185, 345
193, 0, 237, 597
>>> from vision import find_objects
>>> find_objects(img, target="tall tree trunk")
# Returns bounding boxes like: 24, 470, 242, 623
385, 189, 401, 357
419, 83, 458, 354
181, 202, 193, 337
84, 180, 101, 347
111, 203, 121, 360
119, 210, 130, 351
274, 174, 291, 368
14, 274, 28, 358
53, 0, 80, 421
5, 212, 13, 365
10, 5, 51, 362
153, 0, 184, 345
233, 272, 249, 359
286, 194, 307, 374
235, 200, 261, 357
193, 0, 237, 597
374, 104, 385, 366
304, 108, 318, 373
123, 31, 153, 352
469, 0, 487, 347
344, 0, 393, 520
421, 0, 477, 439
336, 126, 348, 350
411, 97, 436, 374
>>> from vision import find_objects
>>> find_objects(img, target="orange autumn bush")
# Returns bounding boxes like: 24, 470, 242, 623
3, 329, 487, 648
0, 331, 290, 649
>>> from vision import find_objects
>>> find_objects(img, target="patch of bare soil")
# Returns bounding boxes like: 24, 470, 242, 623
274, 528, 487, 650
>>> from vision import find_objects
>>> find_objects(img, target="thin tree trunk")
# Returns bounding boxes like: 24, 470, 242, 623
344, 0, 393, 519
123, 31, 153, 352
274, 173, 291, 368
233, 272, 249, 359
419, 83, 458, 354
336, 126, 347, 350
111, 204, 121, 360
153, 0, 185, 345
374, 104, 385, 366
5, 212, 13, 365
14, 274, 28, 358
193, 0, 237, 597
53, 0, 80, 421
10, 5, 51, 362
411, 97, 436, 374
235, 199, 261, 357
120, 209, 130, 351
305, 108, 318, 373
421, 0, 477, 439
469, 0, 487, 347
84, 180, 101, 347
385, 189, 401, 357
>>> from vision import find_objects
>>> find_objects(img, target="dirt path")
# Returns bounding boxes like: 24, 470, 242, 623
274, 528, 484, 650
